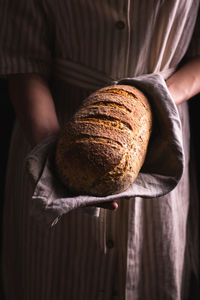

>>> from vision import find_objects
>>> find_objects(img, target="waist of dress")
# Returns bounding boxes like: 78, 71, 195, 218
53, 58, 176, 91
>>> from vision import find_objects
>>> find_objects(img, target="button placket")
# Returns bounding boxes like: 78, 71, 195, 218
115, 0, 127, 30
114, 0, 131, 76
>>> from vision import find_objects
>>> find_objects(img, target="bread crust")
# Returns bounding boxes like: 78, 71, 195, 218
55, 85, 152, 196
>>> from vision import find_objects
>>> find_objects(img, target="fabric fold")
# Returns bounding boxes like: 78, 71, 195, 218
25, 73, 184, 226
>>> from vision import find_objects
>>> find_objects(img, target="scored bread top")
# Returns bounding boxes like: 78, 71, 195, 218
56, 84, 152, 196
82, 85, 150, 111
66, 121, 133, 147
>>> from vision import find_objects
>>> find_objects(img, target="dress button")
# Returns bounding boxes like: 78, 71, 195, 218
107, 239, 114, 249
115, 20, 125, 30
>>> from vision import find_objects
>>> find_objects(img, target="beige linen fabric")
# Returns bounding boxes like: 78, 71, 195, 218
0, 0, 200, 299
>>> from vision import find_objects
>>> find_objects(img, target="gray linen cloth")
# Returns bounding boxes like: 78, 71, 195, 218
25, 73, 184, 226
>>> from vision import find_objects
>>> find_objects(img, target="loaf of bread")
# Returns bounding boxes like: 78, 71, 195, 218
55, 85, 152, 196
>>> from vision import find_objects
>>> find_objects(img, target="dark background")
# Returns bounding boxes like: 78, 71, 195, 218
0, 78, 15, 222
0, 78, 15, 299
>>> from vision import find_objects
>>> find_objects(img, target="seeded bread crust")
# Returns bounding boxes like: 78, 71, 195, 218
55, 85, 152, 196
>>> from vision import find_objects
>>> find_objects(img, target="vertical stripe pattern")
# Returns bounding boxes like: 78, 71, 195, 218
0, 1, 200, 299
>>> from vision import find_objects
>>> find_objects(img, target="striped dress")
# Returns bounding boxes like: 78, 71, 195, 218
0, 1, 200, 299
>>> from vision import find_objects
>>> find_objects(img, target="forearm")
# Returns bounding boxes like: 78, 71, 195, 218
9, 74, 118, 211
166, 56, 200, 105
9, 74, 60, 147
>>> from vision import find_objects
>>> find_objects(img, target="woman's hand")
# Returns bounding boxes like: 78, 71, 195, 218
166, 56, 200, 105
96, 201, 118, 210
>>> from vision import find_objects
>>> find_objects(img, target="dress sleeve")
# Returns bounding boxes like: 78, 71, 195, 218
0, 0, 52, 78
186, 6, 200, 57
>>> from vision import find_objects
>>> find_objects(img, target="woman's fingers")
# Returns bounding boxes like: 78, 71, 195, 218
96, 201, 118, 210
